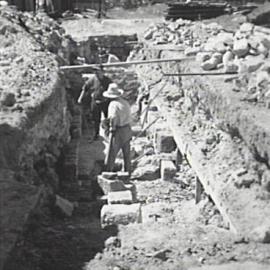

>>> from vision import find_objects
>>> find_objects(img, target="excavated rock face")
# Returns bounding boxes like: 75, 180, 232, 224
0, 7, 72, 268
0, 7, 71, 184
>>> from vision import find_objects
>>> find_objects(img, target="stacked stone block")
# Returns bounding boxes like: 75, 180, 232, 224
98, 171, 141, 228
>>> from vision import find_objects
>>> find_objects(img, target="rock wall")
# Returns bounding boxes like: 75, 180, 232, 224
0, 7, 72, 269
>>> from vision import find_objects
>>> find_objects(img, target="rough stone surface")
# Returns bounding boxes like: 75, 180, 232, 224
100, 203, 142, 228
97, 175, 127, 195
108, 190, 134, 205
155, 131, 176, 153
132, 164, 160, 181
233, 38, 249, 57
161, 160, 177, 181
97, 175, 136, 195
249, 224, 270, 243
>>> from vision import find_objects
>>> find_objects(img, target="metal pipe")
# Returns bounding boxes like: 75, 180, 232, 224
59, 57, 194, 71
163, 71, 238, 76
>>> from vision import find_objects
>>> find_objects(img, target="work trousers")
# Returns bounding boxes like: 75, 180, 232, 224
91, 100, 110, 137
107, 125, 132, 175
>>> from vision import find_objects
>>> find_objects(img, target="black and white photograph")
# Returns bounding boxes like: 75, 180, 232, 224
0, 0, 270, 269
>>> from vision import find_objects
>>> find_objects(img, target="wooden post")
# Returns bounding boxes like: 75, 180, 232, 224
195, 177, 203, 204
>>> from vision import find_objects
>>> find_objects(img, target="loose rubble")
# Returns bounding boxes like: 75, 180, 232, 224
142, 19, 270, 108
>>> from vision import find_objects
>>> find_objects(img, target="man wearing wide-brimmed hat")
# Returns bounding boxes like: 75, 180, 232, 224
78, 67, 112, 140
103, 83, 132, 175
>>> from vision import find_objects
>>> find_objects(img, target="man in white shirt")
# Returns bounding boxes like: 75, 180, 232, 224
103, 83, 132, 175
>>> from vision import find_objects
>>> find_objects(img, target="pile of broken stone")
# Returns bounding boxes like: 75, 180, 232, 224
0, 6, 74, 112
143, 19, 270, 108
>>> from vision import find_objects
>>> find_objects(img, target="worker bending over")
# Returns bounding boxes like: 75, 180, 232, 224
103, 83, 132, 175
78, 68, 111, 140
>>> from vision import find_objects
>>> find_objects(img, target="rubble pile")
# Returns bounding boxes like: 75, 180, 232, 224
142, 19, 270, 108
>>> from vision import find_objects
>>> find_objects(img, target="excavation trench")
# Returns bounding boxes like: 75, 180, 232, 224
1, 10, 270, 270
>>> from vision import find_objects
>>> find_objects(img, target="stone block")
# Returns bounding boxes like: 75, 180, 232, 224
155, 131, 176, 153
117, 171, 130, 181
101, 203, 142, 228
240, 22, 254, 33
102, 172, 118, 179
161, 160, 177, 181
108, 190, 133, 204
97, 175, 126, 195
233, 38, 249, 57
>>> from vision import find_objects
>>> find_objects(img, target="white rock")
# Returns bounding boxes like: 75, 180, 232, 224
256, 70, 270, 86
101, 203, 142, 228
233, 38, 249, 57
184, 46, 201, 56
108, 190, 133, 204
242, 55, 264, 73
224, 61, 238, 73
239, 22, 254, 33
222, 50, 234, 66
257, 43, 268, 57
196, 52, 211, 63
249, 223, 270, 243
212, 52, 223, 64
201, 57, 219, 70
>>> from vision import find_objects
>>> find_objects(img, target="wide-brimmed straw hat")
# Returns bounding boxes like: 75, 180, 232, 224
103, 83, 123, 99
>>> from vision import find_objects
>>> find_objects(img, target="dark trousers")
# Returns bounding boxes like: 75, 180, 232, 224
107, 125, 132, 175
91, 100, 110, 137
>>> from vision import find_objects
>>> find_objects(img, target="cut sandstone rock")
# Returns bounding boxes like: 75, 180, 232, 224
161, 160, 177, 181
108, 190, 133, 204
155, 131, 176, 153
97, 175, 135, 195
101, 203, 142, 228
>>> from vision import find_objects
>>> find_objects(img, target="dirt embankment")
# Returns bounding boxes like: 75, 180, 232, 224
0, 6, 76, 269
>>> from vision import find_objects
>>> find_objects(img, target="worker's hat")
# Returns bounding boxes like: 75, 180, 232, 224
103, 83, 123, 99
